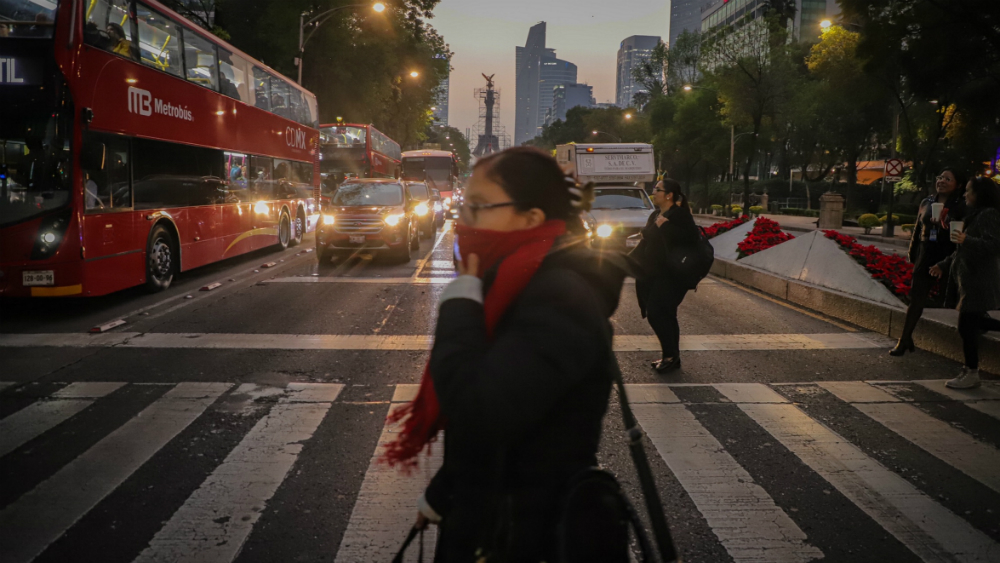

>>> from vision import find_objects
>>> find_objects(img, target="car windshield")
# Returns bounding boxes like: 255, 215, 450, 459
592, 189, 652, 209
0, 0, 59, 38
1, 54, 73, 227
333, 182, 403, 206
408, 184, 429, 200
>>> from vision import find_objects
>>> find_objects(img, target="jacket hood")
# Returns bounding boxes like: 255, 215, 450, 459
543, 237, 636, 318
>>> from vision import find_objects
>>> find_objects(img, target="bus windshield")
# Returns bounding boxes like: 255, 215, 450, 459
0, 0, 59, 38
320, 126, 367, 147
1, 65, 73, 227
333, 183, 403, 206
402, 157, 452, 185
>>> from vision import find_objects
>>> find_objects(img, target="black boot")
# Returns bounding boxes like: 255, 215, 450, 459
889, 339, 916, 356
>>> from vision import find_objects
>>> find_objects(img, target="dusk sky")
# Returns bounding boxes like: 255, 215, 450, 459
427, 0, 671, 145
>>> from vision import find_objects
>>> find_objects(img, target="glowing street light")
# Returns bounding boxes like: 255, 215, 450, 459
683, 84, 693, 91
820, 19, 832, 29
373, 2, 386, 12
409, 70, 420, 78
624, 113, 633, 120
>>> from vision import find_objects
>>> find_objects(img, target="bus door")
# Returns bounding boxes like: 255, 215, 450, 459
222, 151, 252, 256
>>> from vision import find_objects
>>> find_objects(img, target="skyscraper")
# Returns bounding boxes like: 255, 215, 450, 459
669, 0, 711, 47
538, 51, 577, 133
432, 72, 449, 127
515, 22, 547, 146
615, 35, 661, 108
550, 83, 594, 123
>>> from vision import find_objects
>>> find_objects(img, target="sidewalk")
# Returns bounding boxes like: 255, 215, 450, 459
694, 213, 912, 252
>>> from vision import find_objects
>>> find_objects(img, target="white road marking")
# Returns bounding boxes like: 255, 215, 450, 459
624, 384, 681, 404
914, 380, 1000, 421
633, 403, 823, 563
335, 409, 442, 563
411, 224, 451, 281
264, 277, 455, 284
817, 381, 901, 404
0, 382, 230, 563
740, 398, 1000, 563
132, 384, 343, 563
0, 332, 885, 352
391, 384, 421, 403
0, 382, 126, 458
821, 383, 1000, 494
714, 383, 789, 403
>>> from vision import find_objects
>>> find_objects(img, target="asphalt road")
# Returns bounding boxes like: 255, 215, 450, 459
1, 223, 998, 563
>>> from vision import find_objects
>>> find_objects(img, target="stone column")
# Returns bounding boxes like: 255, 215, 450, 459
818, 192, 845, 230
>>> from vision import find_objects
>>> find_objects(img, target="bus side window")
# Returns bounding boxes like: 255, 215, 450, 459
251, 66, 270, 111
181, 27, 219, 91
136, 3, 182, 77
83, 134, 131, 212
269, 77, 291, 120
83, 0, 137, 59
218, 49, 252, 104
249, 156, 274, 201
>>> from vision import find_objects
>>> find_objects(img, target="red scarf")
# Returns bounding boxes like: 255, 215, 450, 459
382, 220, 567, 470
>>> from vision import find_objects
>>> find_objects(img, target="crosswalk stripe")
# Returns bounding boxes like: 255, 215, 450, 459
624, 384, 680, 404
0, 383, 126, 458
713, 383, 789, 403
820, 382, 1000, 494
0, 382, 230, 563
132, 384, 343, 563
738, 393, 1000, 563
914, 380, 1000, 420
335, 395, 442, 562
633, 403, 823, 562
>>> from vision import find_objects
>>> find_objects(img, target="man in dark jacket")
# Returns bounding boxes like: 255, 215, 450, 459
423, 241, 630, 562
634, 179, 699, 373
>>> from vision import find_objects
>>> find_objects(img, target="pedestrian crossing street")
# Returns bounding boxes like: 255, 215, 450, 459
1, 379, 998, 563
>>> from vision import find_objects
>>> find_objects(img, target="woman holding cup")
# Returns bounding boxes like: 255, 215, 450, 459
890, 167, 968, 356
930, 177, 1000, 388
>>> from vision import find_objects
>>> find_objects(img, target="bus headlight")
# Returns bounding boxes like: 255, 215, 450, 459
254, 201, 269, 215
384, 213, 403, 226
414, 203, 429, 216
323, 215, 335, 226
596, 224, 614, 238
41, 232, 57, 244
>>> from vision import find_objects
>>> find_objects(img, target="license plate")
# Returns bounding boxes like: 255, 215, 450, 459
626, 238, 640, 248
349, 235, 366, 244
23, 270, 54, 286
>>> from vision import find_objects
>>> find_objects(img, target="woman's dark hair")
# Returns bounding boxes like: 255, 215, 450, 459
106, 22, 126, 41
473, 147, 590, 231
939, 167, 968, 197
659, 178, 688, 208
967, 176, 1000, 210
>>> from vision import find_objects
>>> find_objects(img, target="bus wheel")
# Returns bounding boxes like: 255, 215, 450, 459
277, 211, 291, 250
145, 225, 176, 292
290, 207, 304, 246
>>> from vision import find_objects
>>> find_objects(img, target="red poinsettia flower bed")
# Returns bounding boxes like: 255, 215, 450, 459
737, 218, 795, 258
822, 230, 932, 302
703, 216, 750, 239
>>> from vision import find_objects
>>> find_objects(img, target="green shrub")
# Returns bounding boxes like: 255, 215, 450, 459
731, 205, 743, 214
858, 214, 881, 234
711, 204, 723, 211
879, 214, 901, 225
749, 206, 764, 215
901, 224, 915, 233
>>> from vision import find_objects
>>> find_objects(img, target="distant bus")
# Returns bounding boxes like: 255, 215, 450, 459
400, 150, 459, 200
319, 123, 401, 186
0, 0, 319, 297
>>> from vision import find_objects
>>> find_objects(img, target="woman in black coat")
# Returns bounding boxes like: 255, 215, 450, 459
891, 167, 968, 355
384, 147, 630, 562
634, 179, 700, 373
930, 176, 1000, 389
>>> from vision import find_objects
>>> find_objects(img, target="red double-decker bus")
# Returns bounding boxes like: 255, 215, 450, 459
0, 0, 319, 297
319, 123, 401, 186
400, 149, 459, 200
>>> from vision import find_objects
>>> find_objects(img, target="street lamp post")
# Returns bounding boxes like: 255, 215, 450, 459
298, 2, 385, 85
592, 130, 621, 142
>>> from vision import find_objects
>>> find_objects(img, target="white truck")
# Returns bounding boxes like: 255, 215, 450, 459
556, 143, 657, 249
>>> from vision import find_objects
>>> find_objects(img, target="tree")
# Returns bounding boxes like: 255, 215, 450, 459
527, 106, 649, 149
425, 126, 471, 172
650, 90, 728, 192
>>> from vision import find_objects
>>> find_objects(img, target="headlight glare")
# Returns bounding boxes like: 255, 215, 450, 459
254, 201, 269, 214
414, 203, 429, 216
323, 215, 335, 225
41, 232, 57, 244
596, 224, 614, 238
384, 213, 403, 226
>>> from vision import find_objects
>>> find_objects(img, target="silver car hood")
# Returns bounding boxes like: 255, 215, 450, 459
588, 208, 652, 228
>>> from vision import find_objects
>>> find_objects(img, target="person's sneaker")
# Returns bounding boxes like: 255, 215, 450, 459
946, 368, 981, 389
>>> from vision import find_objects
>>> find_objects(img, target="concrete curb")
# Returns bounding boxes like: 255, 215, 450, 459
709, 258, 1000, 374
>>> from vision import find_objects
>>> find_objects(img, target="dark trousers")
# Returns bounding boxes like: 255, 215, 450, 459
958, 311, 1000, 369
645, 281, 689, 359
900, 271, 935, 343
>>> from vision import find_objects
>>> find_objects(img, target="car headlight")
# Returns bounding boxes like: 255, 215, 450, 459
323, 215, 335, 225
384, 213, 403, 226
414, 203, 429, 216
254, 201, 269, 214
596, 224, 614, 238
444, 197, 452, 206
434, 202, 442, 212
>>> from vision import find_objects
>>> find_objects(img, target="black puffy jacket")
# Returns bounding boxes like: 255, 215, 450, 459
425, 238, 629, 563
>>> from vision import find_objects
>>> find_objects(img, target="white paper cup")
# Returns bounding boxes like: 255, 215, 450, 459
950, 221, 964, 242
931, 202, 944, 222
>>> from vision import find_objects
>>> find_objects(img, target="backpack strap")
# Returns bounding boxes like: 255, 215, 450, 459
610, 354, 680, 563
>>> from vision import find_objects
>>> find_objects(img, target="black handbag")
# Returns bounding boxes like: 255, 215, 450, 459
556, 353, 680, 563
666, 227, 714, 291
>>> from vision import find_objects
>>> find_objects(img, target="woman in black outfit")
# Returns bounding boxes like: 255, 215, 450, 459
891, 167, 968, 355
635, 179, 699, 373
930, 177, 1000, 389
385, 147, 631, 562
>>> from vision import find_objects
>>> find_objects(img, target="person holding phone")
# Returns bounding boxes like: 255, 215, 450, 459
929, 176, 1000, 389
634, 179, 699, 373
891, 167, 968, 356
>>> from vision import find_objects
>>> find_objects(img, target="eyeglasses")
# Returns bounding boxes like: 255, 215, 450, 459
653, 189, 667, 194
458, 200, 523, 223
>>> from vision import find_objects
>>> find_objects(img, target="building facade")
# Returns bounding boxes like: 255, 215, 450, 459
615, 35, 661, 108
515, 22, 547, 145
544, 83, 594, 126
432, 72, 449, 127
669, 0, 712, 47
699, 0, 840, 45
